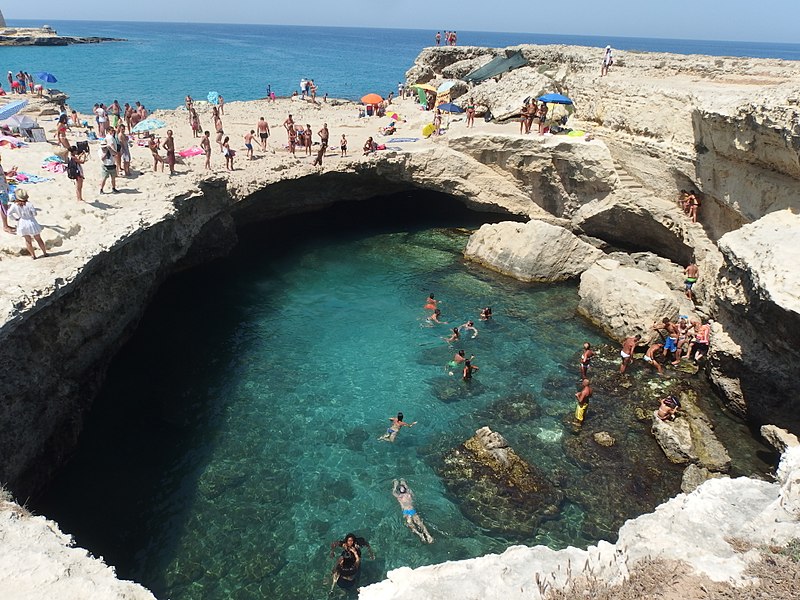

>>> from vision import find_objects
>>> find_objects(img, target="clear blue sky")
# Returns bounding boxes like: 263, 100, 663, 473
4, 0, 800, 44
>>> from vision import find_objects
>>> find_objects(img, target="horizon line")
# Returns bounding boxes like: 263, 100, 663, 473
5, 17, 798, 47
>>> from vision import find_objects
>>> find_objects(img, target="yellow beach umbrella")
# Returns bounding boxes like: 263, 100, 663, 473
412, 83, 438, 93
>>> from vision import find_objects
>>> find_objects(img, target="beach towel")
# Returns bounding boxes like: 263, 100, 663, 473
42, 155, 66, 164
19, 171, 55, 181
387, 138, 419, 143
0, 135, 25, 148
179, 146, 205, 157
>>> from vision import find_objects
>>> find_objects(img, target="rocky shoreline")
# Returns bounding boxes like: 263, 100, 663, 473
0, 25, 123, 46
0, 42, 798, 597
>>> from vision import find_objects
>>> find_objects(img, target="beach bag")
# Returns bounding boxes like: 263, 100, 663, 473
66, 158, 80, 180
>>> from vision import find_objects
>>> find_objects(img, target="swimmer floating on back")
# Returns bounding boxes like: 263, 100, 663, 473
392, 479, 434, 543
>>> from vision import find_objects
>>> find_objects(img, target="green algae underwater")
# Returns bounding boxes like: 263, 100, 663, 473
36, 192, 772, 599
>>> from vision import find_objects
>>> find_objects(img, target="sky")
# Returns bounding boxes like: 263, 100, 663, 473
3, 0, 800, 44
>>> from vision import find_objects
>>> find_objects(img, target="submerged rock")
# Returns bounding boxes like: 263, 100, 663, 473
464, 220, 603, 282
650, 391, 731, 472
681, 464, 728, 494
477, 392, 541, 425
439, 427, 562, 535
593, 431, 616, 447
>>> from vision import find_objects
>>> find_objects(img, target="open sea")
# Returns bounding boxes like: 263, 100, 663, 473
3, 19, 800, 113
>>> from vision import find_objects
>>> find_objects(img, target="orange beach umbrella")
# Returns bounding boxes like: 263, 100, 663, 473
361, 93, 383, 104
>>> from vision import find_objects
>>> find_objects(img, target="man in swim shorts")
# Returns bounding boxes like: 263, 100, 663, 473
256, 117, 270, 151
380, 412, 417, 442
619, 334, 641, 374
244, 130, 255, 160
574, 378, 592, 424
653, 317, 680, 360
684, 262, 699, 300
392, 479, 433, 543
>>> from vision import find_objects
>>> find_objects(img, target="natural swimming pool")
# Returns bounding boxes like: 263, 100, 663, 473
36, 192, 771, 599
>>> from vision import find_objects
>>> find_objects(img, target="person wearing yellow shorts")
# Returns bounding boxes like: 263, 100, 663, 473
575, 379, 593, 424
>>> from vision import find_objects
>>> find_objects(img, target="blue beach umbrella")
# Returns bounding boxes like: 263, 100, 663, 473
207, 91, 219, 105
0, 99, 29, 121
35, 72, 58, 83
437, 102, 464, 114
132, 118, 167, 133
537, 93, 573, 105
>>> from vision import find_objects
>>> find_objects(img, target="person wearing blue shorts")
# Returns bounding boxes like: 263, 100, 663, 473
392, 479, 433, 543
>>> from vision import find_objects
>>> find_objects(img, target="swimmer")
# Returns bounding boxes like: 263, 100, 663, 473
447, 350, 474, 375
329, 532, 375, 560
574, 378, 593, 424
462, 359, 479, 381
458, 320, 478, 339
380, 412, 417, 442
444, 327, 460, 344
480, 307, 493, 321
579, 342, 594, 379
427, 308, 447, 325
424, 293, 438, 310
392, 479, 434, 543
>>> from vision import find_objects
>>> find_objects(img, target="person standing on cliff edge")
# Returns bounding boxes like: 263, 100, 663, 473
601, 45, 614, 76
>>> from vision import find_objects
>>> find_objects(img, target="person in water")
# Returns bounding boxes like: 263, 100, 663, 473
329, 532, 375, 560
447, 349, 474, 374
579, 342, 594, 379
427, 308, 447, 325
574, 378, 593, 424
424, 293, 438, 310
462, 359, 479, 381
444, 327, 460, 344
380, 412, 417, 442
331, 543, 360, 589
479, 307, 492, 321
392, 479, 434, 543
459, 320, 478, 339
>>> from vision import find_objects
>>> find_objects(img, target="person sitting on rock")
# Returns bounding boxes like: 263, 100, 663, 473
392, 479, 434, 543
657, 395, 680, 421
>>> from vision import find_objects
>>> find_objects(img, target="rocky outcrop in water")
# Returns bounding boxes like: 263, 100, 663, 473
439, 427, 562, 535
650, 392, 731, 473
464, 220, 602, 282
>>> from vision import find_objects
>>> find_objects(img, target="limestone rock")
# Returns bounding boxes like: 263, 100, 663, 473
593, 431, 615, 447
464, 220, 603, 282
650, 393, 731, 472
713, 210, 800, 431
760, 425, 800, 454
681, 464, 727, 494
577, 259, 691, 342
439, 426, 563, 535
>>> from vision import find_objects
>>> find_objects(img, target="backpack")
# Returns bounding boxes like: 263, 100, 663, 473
67, 157, 80, 180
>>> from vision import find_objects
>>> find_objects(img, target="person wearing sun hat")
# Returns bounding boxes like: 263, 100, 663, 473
6, 188, 48, 259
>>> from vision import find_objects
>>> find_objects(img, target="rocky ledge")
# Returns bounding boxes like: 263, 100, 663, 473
0, 27, 124, 46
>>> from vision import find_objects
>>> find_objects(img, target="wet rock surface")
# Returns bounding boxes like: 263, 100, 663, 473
439, 427, 563, 535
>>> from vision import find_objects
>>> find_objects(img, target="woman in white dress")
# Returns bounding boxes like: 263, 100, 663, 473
6, 188, 48, 259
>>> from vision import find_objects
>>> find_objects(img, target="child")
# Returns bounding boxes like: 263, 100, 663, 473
340, 134, 347, 157
223, 136, 234, 171
7, 189, 48, 259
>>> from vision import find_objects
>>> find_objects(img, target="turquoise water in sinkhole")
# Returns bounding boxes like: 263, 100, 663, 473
36, 193, 773, 599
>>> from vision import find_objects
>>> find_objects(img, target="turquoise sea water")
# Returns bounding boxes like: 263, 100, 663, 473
4, 20, 800, 112
37, 194, 772, 599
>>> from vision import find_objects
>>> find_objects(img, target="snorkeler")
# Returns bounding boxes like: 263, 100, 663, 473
480, 307, 492, 321
380, 412, 417, 442
458, 320, 478, 339
392, 479, 434, 543
444, 327, 460, 344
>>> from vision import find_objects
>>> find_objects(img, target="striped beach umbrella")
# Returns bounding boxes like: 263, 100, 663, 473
0, 99, 29, 121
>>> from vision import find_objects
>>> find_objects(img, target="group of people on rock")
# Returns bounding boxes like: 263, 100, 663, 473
434, 31, 458, 46
4, 70, 44, 96
519, 100, 549, 135
679, 189, 701, 223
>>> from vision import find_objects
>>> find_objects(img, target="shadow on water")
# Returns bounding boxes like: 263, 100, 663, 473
33, 191, 511, 596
